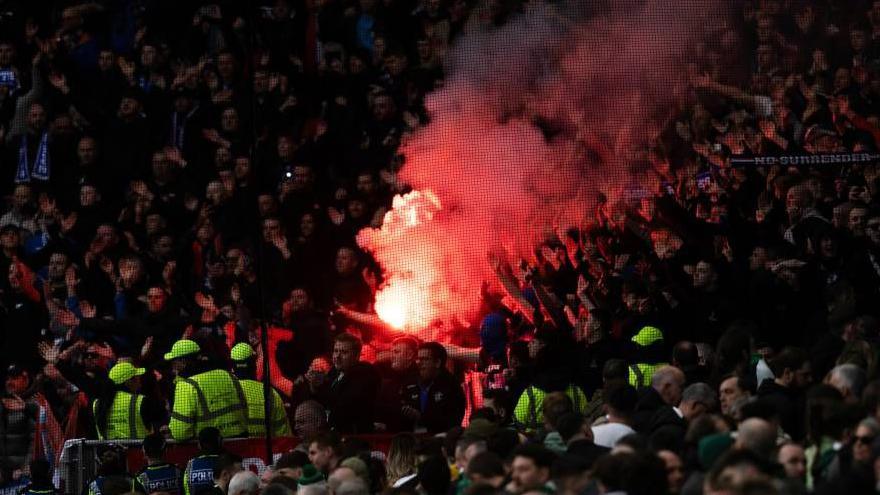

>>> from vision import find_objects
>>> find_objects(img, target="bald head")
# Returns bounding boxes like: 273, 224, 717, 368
328, 467, 358, 494
652, 366, 686, 406
736, 418, 776, 459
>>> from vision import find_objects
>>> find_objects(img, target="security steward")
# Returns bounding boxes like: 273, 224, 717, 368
627, 326, 669, 388
136, 433, 182, 495
93, 362, 160, 439
164, 339, 248, 440
229, 343, 292, 438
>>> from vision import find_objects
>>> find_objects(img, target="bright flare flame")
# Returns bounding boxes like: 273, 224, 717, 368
357, 190, 448, 332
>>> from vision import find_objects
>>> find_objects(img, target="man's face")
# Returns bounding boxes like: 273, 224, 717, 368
289, 289, 310, 313
308, 442, 333, 472
391, 343, 415, 371
218, 53, 235, 79
692, 261, 715, 290
48, 253, 68, 279
77, 138, 97, 165
793, 364, 812, 389
0, 43, 14, 66
98, 50, 114, 71
416, 349, 441, 382
152, 235, 173, 258
257, 195, 276, 217
118, 97, 140, 119
785, 189, 803, 221
849, 207, 868, 236
372, 95, 393, 121
292, 165, 311, 189
28, 103, 46, 131
332, 342, 358, 372
12, 185, 31, 209
335, 248, 357, 275
5, 373, 28, 395
657, 450, 685, 494
778, 444, 806, 480
510, 457, 548, 494
80, 185, 98, 207
866, 216, 880, 246
221, 109, 239, 132
660, 377, 684, 406
0, 230, 19, 250
749, 247, 768, 271
97, 225, 117, 245
147, 288, 167, 313
719, 377, 748, 416
294, 404, 324, 439
356, 174, 376, 195
262, 219, 282, 242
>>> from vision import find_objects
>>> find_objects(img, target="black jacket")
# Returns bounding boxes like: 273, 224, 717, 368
401, 370, 466, 433
757, 379, 803, 441
314, 362, 380, 433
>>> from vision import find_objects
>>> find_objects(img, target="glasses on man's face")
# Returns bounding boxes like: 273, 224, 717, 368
867, 223, 880, 231
856, 435, 875, 445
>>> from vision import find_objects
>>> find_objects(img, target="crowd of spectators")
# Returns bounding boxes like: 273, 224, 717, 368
2, 0, 880, 494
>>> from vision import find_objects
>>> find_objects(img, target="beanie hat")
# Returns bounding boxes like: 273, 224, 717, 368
698, 433, 734, 470
297, 464, 324, 486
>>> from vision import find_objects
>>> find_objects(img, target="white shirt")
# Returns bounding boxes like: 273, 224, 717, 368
591, 422, 636, 448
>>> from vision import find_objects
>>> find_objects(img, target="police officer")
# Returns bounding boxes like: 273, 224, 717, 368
183, 427, 226, 495
164, 340, 248, 440
136, 434, 182, 495
93, 363, 155, 440
627, 326, 669, 388
19, 460, 56, 495
86, 447, 146, 495
229, 343, 292, 438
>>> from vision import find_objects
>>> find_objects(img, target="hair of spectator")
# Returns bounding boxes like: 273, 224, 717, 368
297, 484, 327, 495
602, 359, 629, 384
28, 458, 51, 482
213, 453, 243, 479
651, 366, 684, 390
276, 451, 309, 471
416, 456, 451, 495
672, 341, 699, 368
264, 483, 295, 495
542, 391, 574, 429
682, 383, 718, 411
198, 427, 223, 452
767, 347, 808, 378
312, 431, 343, 454
387, 433, 418, 486
391, 336, 420, 352
142, 433, 167, 459
605, 383, 639, 419
465, 451, 505, 479
736, 418, 777, 460
228, 470, 260, 495
336, 478, 369, 495
334, 333, 363, 357
556, 413, 587, 443
830, 363, 867, 397
510, 444, 556, 469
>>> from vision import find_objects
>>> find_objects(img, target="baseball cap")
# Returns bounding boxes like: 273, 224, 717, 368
164, 339, 200, 361
109, 362, 145, 385
230, 343, 255, 362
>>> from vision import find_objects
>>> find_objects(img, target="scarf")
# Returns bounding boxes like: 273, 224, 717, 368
15, 132, 50, 183
171, 106, 198, 149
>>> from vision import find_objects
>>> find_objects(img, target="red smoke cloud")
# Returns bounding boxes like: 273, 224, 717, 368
357, 0, 730, 334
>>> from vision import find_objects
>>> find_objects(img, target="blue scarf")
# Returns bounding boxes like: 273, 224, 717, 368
15, 132, 50, 183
